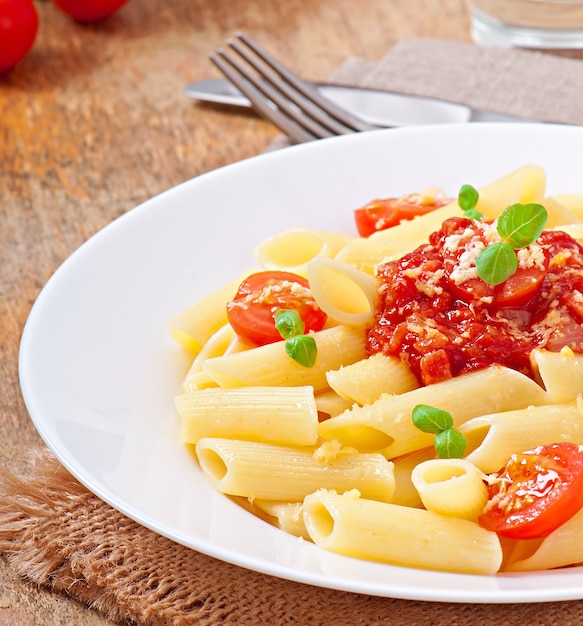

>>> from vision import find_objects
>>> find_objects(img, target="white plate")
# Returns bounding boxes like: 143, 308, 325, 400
19, 123, 583, 604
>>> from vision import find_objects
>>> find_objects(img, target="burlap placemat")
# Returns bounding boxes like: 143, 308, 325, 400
4, 39, 583, 625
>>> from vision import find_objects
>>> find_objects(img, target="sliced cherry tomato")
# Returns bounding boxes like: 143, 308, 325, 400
446, 266, 547, 308
354, 193, 451, 237
492, 265, 547, 307
478, 442, 583, 540
226, 271, 327, 346
51, 0, 129, 23
0, 0, 38, 73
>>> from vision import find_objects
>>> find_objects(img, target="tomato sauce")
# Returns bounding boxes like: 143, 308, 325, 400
367, 217, 583, 385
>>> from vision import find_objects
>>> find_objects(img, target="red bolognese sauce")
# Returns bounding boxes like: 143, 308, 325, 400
367, 216, 583, 385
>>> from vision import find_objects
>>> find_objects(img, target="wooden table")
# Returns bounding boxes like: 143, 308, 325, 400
0, 1, 472, 623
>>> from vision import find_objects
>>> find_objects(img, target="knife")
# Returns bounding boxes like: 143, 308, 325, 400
184, 78, 531, 127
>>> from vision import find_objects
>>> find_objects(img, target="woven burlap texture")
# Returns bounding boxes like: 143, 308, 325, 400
4, 39, 583, 626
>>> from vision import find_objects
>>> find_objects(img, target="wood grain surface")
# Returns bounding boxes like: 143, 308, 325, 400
0, 1, 472, 623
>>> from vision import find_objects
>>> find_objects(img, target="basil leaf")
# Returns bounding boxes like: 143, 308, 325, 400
285, 335, 317, 368
458, 184, 479, 213
275, 309, 305, 339
497, 203, 548, 249
462, 208, 484, 222
434, 428, 467, 459
475, 241, 517, 285
412, 404, 453, 434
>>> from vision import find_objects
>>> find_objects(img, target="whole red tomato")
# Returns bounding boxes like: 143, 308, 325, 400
51, 0, 129, 23
0, 0, 38, 73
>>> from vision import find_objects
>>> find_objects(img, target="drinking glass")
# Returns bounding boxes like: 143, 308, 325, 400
468, 0, 583, 48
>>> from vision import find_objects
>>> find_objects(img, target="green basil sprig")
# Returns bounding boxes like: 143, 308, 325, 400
458, 184, 484, 221
457, 184, 548, 286
275, 309, 317, 368
412, 404, 467, 459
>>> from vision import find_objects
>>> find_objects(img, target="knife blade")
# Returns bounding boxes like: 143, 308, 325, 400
184, 78, 531, 127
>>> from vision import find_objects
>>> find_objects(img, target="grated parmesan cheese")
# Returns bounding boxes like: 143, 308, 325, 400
517, 244, 546, 271
448, 239, 485, 285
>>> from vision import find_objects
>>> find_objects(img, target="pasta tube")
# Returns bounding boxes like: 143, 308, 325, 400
314, 390, 353, 419
475, 164, 546, 218
542, 196, 583, 229
530, 348, 583, 403
334, 234, 419, 275
182, 324, 235, 390
547, 193, 583, 219
302, 489, 502, 575
195, 438, 395, 502
391, 447, 434, 508
318, 366, 549, 458
410, 458, 488, 521
176, 385, 319, 446
326, 353, 419, 406
307, 256, 379, 326
461, 400, 583, 474
202, 325, 367, 391
253, 500, 311, 540
254, 227, 354, 276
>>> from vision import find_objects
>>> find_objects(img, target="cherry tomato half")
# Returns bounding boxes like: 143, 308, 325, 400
492, 265, 547, 307
51, 0, 129, 23
0, 0, 38, 73
445, 266, 548, 309
354, 193, 451, 237
478, 442, 583, 540
226, 271, 327, 346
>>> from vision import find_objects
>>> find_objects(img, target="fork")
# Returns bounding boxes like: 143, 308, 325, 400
210, 32, 379, 144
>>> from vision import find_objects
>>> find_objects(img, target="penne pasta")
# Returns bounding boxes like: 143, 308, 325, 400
182, 324, 235, 388
314, 390, 354, 419
547, 193, 583, 220
195, 438, 396, 502
202, 325, 367, 391
253, 500, 311, 540
169, 164, 583, 577
410, 458, 489, 521
318, 366, 549, 458
254, 227, 354, 276
474, 164, 546, 218
333, 234, 414, 275
530, 348, 583, 403
183, 370, 219, 391
390, 447, 434, 508
326, 353, 419, 406
460, 400, 583, 473
542, 196, 583, 229
176, 385, 319, 446
307, 256, 379, 327
302, 489, 502, 575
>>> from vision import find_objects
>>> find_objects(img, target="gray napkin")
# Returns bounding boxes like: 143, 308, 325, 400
332, 38, 583, 125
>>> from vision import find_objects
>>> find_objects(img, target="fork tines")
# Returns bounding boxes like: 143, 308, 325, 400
210, 32, 376, 144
